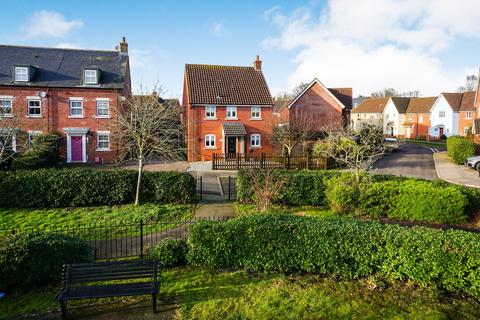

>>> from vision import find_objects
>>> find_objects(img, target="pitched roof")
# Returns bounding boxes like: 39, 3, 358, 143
405, 97, 437, 113
351, 97, 388, 113
328, 88, 353, 110
286, 78, 349, 110
0, 44, 128, 89
390, 97, 410, 113
223, 122, 247, 135
440, 92, 475, 111
185, 64, 273, 105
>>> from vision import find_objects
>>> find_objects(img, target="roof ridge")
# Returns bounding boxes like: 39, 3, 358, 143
186, 63, 255, 69
0, 44, 118, 54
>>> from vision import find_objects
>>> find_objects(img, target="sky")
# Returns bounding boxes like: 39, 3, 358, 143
0, 0, 480, 99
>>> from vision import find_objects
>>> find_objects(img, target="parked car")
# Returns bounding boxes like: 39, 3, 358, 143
465, 155, 480, 170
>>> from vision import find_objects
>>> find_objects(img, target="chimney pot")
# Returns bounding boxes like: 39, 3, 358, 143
253, 54, 262, 71
119, 36, 128, 55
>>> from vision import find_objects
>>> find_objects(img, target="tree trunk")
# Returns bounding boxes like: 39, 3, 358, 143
135, 158, 144, 206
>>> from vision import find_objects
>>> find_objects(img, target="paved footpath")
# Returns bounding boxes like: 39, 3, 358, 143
434, 152, 480, 188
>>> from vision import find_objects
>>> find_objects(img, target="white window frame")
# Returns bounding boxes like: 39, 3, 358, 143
96, 98, 110, 118
466, 111, 472, 119
14, 66, 29, 82
250, 133, 261, 148
96, 131, 111, 151
464, 127, 471, 135
27, 130, 42, 146
250, 106, 261, 119
205, 134, 216, 148
84, 69, 98, 85
69, 98, 84, 118
439, 111, 445, 118
205, 105, 216, 119
0, 97, 13, 117
27, 98, 42, 117
226, 106, 237, 119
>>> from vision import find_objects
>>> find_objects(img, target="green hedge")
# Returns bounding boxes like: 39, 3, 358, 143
187, 215, 480, 299
0, 232, 92, 289
447, 136, 476, 164
11, 132, 62, 170
0, 168, 196, 207
147, 238, 188, 268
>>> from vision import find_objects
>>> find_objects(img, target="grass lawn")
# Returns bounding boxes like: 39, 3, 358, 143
0, 203, 194, 236
2, 267, 479, 320
401, 139, 446, 149
236, 203, 334, 218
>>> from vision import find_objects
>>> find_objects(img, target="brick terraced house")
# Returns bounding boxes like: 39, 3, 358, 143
182, 56, 274, 162
0, 38, 131, 163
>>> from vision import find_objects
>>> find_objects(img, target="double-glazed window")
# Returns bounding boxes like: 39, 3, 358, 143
439, 111, 445, 118
250, 134, 261, 147
96, 99, 110, 117
205, 134, 215, 148
205, 105, 216, 119
28, 131, 41, 146
14, 67, 28, 82
97, 132, 110, 150
0, 98, 12, 116
251, 106, 261, 119
226, 106, 237, 119
69, 99, 84, 117
84, 69, 98, 84
27, 99, 41, 116
466, 111, 472, 119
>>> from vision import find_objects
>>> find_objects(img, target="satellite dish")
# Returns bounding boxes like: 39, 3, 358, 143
36, 91, 47, 98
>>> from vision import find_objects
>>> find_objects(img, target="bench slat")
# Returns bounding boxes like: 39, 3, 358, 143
59, 282, 159, 300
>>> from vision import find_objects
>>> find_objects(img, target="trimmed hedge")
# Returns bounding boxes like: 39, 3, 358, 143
0, 168, 196, 207
447, 136, 476, 164
187, 215, 480, 299
147, 238, 188, 268
11, 132, 62, 170
0, 232, 92, 289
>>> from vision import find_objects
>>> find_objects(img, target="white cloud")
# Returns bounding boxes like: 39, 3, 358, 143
21, 10, 83, 38
264, 0, 480, 96
210, 21, 226, 37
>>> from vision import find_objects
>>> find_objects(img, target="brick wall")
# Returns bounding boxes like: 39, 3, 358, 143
0, 86, 123, 163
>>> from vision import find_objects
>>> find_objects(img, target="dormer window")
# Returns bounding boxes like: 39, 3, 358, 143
84, 69, 98, 85
14, 66, 29, 82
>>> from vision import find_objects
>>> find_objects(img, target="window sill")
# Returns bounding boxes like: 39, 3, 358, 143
204, 147, 217, 150
68, 116, 85, 119
249, 118, 262, 121
0, 115, 13, 118
96, 148, 111, 152
26, 115, 43, 118
250, 146, 262, 149
225, 117, 238, 120
204, 117, 218, 121
95, 116, 111, 119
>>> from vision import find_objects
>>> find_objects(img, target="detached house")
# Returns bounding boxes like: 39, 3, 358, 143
0, 38, 131, 163
429, 92, 476, 138
279, 78, 352, 132
383, 97, 410, 137
183, 56, 274, 162
351, 97, 388, 131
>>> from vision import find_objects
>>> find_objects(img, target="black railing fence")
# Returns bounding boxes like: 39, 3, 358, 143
0, 217, 229, 260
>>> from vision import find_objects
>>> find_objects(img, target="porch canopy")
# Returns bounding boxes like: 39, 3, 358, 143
222, 122, 246, 136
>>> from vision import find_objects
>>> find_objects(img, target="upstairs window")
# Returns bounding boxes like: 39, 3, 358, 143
84, 69, 98, 85
27, 99, 41, 117
14, 66, 29, 82
96, 99, 110, 117
226, 106, 237, 119
439, 111, 445, 118
0, 98, 12, 116
205, 105, 216, 119
251, 106, 261, 119
69, 99, 84, 117
466, 111, 472, 119
250, 134, 261, 147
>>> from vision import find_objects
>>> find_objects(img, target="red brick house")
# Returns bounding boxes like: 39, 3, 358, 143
182, 56, 274, 162
0, 38, 131, 163
279, 78, 352, 132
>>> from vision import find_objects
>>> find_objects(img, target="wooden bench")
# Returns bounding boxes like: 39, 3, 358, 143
56, 259, 159, 320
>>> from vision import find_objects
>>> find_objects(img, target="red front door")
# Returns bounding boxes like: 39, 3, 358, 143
71, 136, 83, 162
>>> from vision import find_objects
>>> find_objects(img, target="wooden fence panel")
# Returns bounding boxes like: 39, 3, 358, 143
212, 153, 327, 170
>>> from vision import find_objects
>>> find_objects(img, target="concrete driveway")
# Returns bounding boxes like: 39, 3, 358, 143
373, 143, 439, 180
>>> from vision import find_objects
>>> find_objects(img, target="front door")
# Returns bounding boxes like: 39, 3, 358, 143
439, 127, 444, 137
71, 136, 83, 162
227, 136, 236, 155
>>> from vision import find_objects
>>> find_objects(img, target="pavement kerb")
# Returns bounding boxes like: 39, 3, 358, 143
433, 152, 480, 189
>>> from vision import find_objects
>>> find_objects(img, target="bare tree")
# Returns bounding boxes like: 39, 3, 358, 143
270, 111, 317, 156
313, 124, 386, 182
244, 168, 287, 213
370, 88, 399, 98
112, 86, 185, 205
457, 74, 478, 92
0, 108, 30, 167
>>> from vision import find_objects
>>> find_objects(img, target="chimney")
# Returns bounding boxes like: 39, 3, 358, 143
119, 36, 128, 55
253, 54, 262, 71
